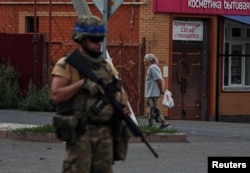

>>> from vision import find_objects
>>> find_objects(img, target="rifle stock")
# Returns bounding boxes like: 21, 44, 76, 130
66, 49, 159, 158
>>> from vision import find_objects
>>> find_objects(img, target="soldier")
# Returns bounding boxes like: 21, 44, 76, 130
50, 15, 130, 173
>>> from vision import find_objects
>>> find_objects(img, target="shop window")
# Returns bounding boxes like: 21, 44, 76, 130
224, 43, 250, 90
245, 44, 250, 85
231, 27, 241, 38
26, 16, 39, 33
247, 28, 250, 38
230, 45, 242, 84
223, 22, 250, 91
223, 43, 229, 86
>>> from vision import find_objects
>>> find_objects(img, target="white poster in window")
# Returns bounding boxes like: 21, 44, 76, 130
163, 66, 168, 78
173, 20, 203, 41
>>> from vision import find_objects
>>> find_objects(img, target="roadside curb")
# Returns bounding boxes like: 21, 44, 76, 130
0, 130, 187, 143
129, 133, 187, 143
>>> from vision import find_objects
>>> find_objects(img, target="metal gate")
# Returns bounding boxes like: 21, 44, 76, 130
0, 33, 48, 91
108, 43, 143, 115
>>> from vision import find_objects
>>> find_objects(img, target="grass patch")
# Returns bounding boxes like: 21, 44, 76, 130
14, 124, 55, 134
139, 125, 177, 135
13, 124, 177, 135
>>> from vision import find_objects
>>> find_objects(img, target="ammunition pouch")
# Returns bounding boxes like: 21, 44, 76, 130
56, 100, 74, 115
53, 114, 87, 143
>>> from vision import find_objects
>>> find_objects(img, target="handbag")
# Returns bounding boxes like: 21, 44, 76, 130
162, 90, 174, 108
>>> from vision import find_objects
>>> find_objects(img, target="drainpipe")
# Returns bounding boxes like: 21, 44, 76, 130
215, 17, 221, 122
33, 0, 38, 86
48, 0, 52, 81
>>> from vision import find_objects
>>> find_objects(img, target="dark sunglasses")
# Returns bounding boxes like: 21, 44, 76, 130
88, 36, 104, 43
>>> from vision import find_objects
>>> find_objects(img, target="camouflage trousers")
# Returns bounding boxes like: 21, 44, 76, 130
62, 125, 113, 173
146, 97, 165, 125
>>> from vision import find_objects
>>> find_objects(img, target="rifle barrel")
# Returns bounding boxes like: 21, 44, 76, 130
113, 99, 159, 158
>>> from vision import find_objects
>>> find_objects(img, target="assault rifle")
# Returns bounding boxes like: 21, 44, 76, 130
66, 49, 158, 158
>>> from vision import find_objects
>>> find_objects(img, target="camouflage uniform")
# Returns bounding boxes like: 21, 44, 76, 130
51, 16, 125, 173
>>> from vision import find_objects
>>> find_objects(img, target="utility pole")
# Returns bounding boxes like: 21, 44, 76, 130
33, 0, 38, 86
92, 0, 123, 59
102, 0, 109, 59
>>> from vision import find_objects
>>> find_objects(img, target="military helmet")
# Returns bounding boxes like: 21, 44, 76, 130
72, 15, 106, 43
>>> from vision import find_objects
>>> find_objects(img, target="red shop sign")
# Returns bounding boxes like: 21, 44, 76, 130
153, 0, 250, 15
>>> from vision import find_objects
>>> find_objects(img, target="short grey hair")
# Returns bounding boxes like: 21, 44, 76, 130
144, 53, 158, 64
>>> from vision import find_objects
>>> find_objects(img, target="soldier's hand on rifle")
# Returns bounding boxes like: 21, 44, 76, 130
120, 91, 128, 105
82, 78, 103, 96
122, 106, 130, 116
120, 92, 130, 115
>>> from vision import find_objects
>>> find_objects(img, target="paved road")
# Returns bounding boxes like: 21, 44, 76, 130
0, 110, 53, 125
1, 110, 250, 173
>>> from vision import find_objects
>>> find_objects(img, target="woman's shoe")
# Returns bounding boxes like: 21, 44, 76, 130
159, 123, 170, 129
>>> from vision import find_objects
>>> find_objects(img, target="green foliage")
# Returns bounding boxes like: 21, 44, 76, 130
139, 125, 177, 135
0, 63, 54, 111
18, 82, 54, 112
14, 124, 176, 135
0, 63, 20, 108
14, 124, 55, 134
0, 62, 54, 112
